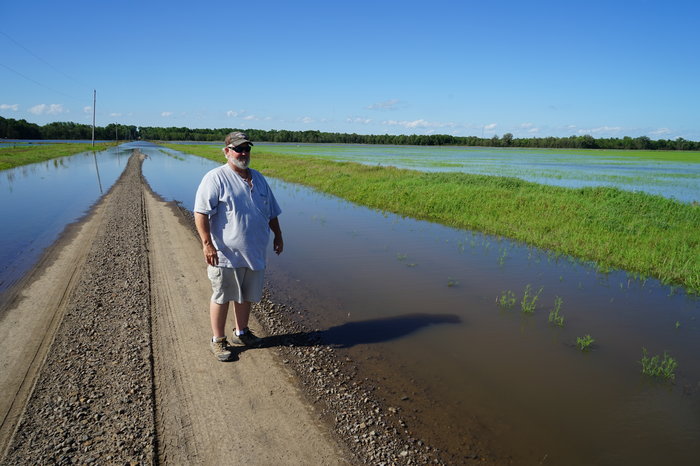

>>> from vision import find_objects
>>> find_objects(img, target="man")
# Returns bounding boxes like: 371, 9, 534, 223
194, 131, 283, 361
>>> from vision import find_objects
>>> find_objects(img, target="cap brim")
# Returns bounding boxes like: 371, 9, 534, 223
229, 139, 253, 147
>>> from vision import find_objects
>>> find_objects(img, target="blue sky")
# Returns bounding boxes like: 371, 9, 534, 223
1, 0, 698, 140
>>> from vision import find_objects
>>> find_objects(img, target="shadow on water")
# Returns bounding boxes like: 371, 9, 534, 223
258, 313, 461, 349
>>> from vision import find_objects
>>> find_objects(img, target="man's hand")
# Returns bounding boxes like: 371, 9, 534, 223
203, 242, 219, 266
195, 212, 218, 266
273, 235, 284, 255
269, 217, 284, 255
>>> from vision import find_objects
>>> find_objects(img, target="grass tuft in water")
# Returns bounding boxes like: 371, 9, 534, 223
640, 348, 677, 380
548, 296, 565, 327
497, 290, 516, 309
576, 334, 595, 351
520, 285, 543, 314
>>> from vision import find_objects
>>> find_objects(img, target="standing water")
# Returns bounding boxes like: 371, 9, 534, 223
0, 144, 134, 292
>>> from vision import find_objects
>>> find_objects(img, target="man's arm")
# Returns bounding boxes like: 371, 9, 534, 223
269, 216, 284, 255
195, 212, 219, 265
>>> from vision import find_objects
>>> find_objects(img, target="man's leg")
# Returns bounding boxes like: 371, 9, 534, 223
231, 301, 262, 346
210, 301, 230, 338
232, 300, 251, 332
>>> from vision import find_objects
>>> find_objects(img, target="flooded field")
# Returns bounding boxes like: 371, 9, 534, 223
2, 142, 698, 464
256, 143, 700, 203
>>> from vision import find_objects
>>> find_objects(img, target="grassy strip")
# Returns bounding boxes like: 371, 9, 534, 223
161, 143, 700, 293
533, 148, 700, 163
0, 143, 116, 170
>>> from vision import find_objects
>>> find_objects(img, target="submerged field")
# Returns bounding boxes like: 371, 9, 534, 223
255, 143, 700, 203
0, 142, 116, 170
160, 143, 700, 293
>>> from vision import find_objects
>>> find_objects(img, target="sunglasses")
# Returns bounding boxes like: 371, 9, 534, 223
227, 145, 251, 154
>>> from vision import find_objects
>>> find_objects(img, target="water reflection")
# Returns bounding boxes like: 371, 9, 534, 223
92, 151, 103, 193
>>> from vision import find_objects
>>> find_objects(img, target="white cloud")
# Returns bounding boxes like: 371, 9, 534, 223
528, 127, 540, 133
347, 117, 372, 124
0, 104, 19, 111
300, 116, 314, 124
367, 99, 400, 110
161, 111, 173, 117
83, 106, 92, 114
109, 112, 122, 117
520, 122, 534, 128
243, 115, 259, 121
577, 126, 623, 135
383, 119, 456, 129
226, 110, 241, 117
29, 104, 65, 115
650, 128, 671, 136
484, 123, 497, 130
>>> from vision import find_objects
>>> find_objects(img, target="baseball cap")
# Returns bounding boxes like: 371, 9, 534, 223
225, 131, 254, 148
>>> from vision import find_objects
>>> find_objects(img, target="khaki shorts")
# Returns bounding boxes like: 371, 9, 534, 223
207, 266, 264, 304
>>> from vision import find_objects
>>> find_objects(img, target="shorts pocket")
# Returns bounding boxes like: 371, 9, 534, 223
207, 266, 223, 285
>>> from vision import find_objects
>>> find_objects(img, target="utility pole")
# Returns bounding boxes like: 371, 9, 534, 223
91, 89, 96, 147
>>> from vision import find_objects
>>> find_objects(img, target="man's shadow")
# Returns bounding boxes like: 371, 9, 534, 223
257, 313, 461, 349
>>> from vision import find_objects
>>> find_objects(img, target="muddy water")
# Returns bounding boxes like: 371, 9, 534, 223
5, 143, 697, 464
263, 179, 700, 465
0, 144, 133, 292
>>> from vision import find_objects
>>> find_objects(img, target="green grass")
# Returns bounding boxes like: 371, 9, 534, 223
160, 143, 700, 293
0, 142, 116, 170
640, 348, 677, 380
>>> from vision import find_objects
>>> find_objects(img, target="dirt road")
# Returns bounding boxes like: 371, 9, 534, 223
0, 152, 347, 464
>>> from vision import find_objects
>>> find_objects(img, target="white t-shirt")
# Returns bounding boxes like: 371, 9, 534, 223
194, 164, 281, 270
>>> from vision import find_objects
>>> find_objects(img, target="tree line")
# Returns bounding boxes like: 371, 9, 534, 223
1, 117, 137, 141
2, 116, 698, 151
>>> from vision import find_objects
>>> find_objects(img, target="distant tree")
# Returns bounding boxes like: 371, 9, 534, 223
502, 133, 513, 146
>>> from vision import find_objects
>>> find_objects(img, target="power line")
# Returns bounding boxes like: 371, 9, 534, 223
0, 30, 92, 89
0, 62, 83, 102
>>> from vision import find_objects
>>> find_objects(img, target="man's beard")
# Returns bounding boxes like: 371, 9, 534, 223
228, 155, 249, 169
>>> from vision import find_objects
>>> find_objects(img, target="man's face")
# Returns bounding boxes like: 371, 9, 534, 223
226, 144, 251, 169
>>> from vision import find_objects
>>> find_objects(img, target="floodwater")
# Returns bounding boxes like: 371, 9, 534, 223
0, 144, 133, 292
2, 142, 699, 464
256, 143, 700, 204
142, 143, 700, 465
